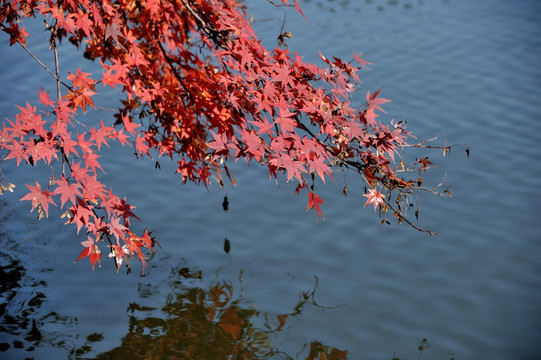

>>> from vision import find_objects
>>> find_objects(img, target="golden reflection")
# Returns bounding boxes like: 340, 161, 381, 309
88, 267, 348, 360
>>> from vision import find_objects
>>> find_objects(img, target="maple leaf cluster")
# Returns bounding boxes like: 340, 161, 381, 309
0, 0, 455, 272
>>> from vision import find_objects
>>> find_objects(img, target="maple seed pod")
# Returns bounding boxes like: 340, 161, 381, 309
222, 195, 229, 212
278, 31, 293, 46
224, 237, 231, 254
281, 31, 293, 39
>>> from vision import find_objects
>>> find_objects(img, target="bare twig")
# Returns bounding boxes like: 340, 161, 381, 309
0, 22, 72, 91
49, 21, 61, 100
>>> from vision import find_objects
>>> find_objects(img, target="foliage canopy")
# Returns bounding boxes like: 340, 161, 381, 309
0, 0, 463, 273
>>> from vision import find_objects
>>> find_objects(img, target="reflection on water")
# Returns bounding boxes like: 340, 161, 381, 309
0, 201, 420, 360
1, 242, 349, 359
85, 266, 348, 360
0, 250, 76, 355
0, 250, 438, 359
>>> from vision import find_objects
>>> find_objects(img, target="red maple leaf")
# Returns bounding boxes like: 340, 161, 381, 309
276, 108, 297, 134
176, 158, 197, 183
240, 129, 265, 159
81, 176, 106, 203
277, 152, 306, 182
65, 87, 96, 113
252, 116, 274, 135
306, 192, 325, 220
114, 197, 140, 224
74, 236, 102, 270
364, 188, 385, 211
67, 68, 95, 89
207, 131, 230, 156
121, 113, 139, 134
352, 51, 372, 68
37, 86, 55, 108
366, 88, 390, 114
105, 13, 124, 43
107, 216, 127, 241
115, 128, 129, 146
54, 98, 74, 124
69, 198, 95, 234
124, 232, 146, 262
140, 230, 155, 250
307, 153, 332, 183
77, 132, 93, 154
4, 23, 30, 46
20, 181, 56, 218
15, 102, 46, 137
108, 242, 129, 272
273, 67, 295, 89
3, 138, 27, 166
83, 151, 104, 174
54, 176, 81, 208
101, 67, 122, 88
74, 11, 93, 38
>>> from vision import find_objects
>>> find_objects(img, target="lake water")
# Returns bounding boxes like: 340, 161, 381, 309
1, 1, 540, 359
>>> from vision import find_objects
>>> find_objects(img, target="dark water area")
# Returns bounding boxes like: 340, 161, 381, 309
1, 0, 541, 359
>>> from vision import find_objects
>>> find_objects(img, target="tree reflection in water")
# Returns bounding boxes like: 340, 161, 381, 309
0, 250, 76, 355
88, 266, 348, 360
0, 231, 346, 359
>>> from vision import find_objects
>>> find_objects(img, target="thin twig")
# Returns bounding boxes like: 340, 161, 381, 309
156, 40, 191, 102
51, 22, 61, 100
179, 0, 231, 50
384, 199, 439, 235
1, 22, 72, 91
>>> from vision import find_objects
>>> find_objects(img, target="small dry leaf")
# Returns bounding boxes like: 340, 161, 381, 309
37, 205, 45, 220
443, 147, 449, 156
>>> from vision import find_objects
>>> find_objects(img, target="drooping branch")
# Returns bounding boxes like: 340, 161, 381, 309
0, 0, 467, 273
